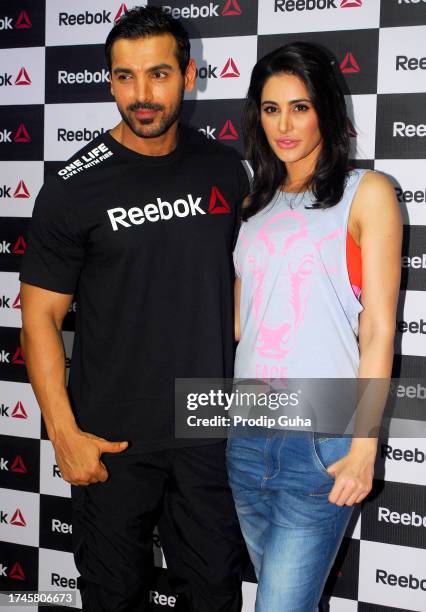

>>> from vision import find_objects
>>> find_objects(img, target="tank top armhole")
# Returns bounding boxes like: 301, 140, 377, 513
342, 169, 371, 310
346, 231, 362, 298
233, 225, 243, 278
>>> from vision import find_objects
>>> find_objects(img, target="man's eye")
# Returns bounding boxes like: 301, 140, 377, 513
152, 71, 167, 79
117, 74, 131, 80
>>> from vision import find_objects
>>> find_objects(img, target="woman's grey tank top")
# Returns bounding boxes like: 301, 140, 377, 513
234, 169, 369, 381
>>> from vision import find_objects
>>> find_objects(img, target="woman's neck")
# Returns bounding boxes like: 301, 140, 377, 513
281, 177, 309, 193
282, 142, 321, 192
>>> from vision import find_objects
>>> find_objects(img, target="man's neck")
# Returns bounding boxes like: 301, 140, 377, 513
109, 121, 179, 156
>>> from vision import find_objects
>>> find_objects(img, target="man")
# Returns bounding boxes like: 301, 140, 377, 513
20, 7, 249, 611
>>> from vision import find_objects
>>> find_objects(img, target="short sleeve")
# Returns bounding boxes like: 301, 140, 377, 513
19, 177, 85, 295
232, 159, 252, 252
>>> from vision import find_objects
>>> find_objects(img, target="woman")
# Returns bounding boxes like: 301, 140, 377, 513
226, 43, 401, 611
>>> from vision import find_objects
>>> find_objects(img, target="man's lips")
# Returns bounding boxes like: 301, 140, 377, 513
275, 139, 300, 149
134, 109, 159, 120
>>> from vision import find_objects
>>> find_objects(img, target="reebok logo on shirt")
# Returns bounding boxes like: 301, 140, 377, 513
107, 187, 230, 232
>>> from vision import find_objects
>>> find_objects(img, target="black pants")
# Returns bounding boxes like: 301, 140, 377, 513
71, 441, 248, 612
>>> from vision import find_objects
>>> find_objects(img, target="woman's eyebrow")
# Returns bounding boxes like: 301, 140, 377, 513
261, 98, 311, 105
288, 98, 311, 104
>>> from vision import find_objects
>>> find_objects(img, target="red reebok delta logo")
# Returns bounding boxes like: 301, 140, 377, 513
340, 52, 360, 74
219, 120, 239, 141
15, 67, 31, 86
9, 562, 26, 580
114, 3, 128, 22
13, 180, 30, 198
12, 236, 26, 255
14, 124, 31, 143
15, 10, 32, 29
222, 0, 242, 16
10, 508, 26, 527
12, 347, 25, 365
340, 0, 362, 7
10, 455, 27, 474
220, 58, 240, 78
11, 401, 28, 419
13, 294, 21, 309
209, 187, 231, 214
9, 562, 26, 581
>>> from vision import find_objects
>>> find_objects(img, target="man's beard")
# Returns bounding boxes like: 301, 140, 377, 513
118, 89, 184, 139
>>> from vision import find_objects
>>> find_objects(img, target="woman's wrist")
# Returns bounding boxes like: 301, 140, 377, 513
349, 436, 378, 460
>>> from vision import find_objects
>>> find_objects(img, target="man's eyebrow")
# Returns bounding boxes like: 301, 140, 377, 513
112, 67, 132, 75
112, 63, 174, 75
147, 63, 174, 72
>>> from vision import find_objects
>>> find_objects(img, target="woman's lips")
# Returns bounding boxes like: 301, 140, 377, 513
276, 139, 300, 149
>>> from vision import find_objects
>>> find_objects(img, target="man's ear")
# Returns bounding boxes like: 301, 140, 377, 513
184, 59, 197, 93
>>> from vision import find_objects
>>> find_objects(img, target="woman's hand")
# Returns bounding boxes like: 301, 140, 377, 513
326, 441, 376, 506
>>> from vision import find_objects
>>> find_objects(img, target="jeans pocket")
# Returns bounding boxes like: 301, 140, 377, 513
311, 433, 351, 480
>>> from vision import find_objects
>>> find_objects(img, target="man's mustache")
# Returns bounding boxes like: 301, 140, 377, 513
127, 102, 165, 112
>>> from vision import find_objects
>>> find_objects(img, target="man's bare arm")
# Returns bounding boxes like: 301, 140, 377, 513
20, 283, 128, 485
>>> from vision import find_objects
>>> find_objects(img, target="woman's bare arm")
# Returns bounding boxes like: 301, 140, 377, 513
328, 171, 402, 506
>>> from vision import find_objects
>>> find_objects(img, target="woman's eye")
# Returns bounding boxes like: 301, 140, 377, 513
294, 104, 309, 112
263, 106, 277, 114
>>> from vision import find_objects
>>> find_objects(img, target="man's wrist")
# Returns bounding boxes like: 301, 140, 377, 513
49, 420, 79, 446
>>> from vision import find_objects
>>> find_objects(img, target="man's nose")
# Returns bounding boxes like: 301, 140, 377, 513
134, 76, 151, 102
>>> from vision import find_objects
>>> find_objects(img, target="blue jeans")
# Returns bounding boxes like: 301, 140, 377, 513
226, 430, 354, 612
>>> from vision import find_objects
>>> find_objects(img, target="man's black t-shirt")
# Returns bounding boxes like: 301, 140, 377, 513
20, 125, 250, 450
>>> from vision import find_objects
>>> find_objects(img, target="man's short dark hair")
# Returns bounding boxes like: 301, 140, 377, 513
105, 6, 191, 75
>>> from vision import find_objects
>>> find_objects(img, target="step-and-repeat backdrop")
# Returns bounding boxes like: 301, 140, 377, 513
1, 1, 425, 610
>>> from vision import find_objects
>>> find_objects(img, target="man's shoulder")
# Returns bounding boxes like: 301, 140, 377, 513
181, 124, 243, 165
54, 132, 116, 184
180, 126, 251, 198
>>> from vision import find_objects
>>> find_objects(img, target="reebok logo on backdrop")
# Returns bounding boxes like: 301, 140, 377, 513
0, 562, 26, 580
0, 67, 31, 87
162, 0, 242, 19
0, 401, 28, 419
274, 0, 362, 12
196, 58, 240, 79
0, 10, 31, 31
0, 124, 31, 144
57, 3, 128, 26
